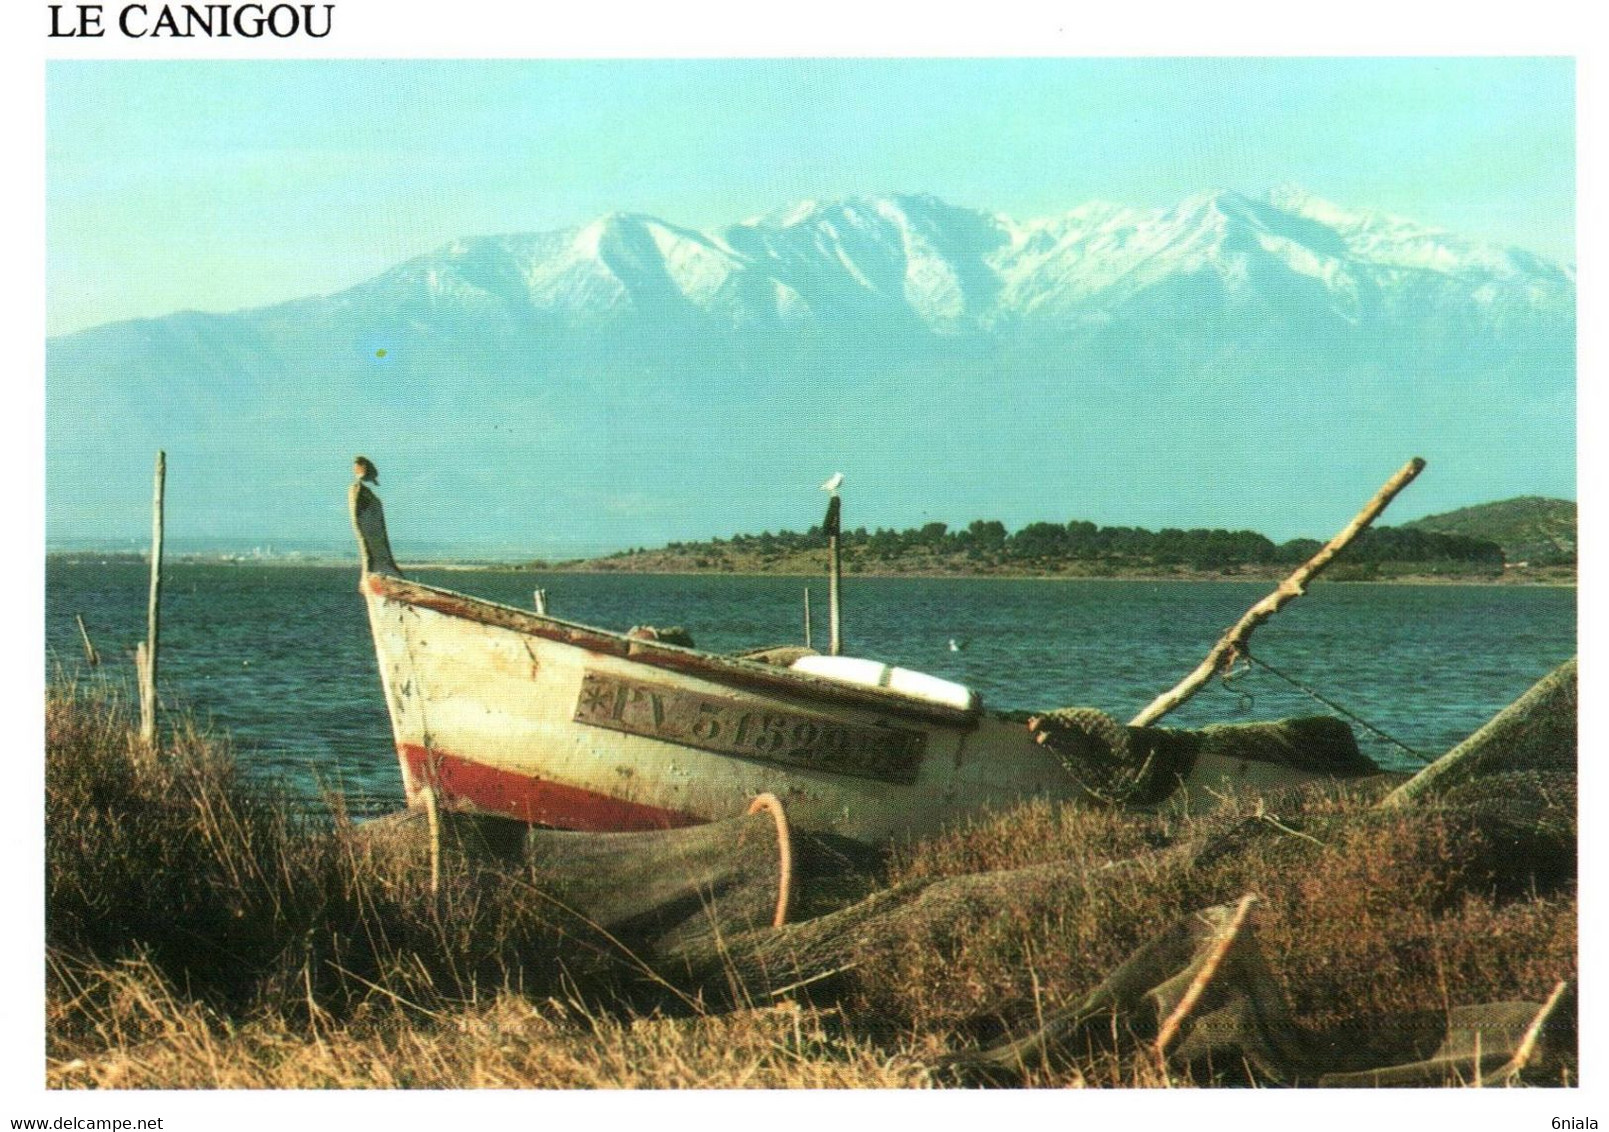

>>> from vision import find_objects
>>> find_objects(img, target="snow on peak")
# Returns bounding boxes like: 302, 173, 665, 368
769, 198, 822, 228
1263, 185, 1571, 289
1267, 184, 1357, 224
379, 190, 1570, 331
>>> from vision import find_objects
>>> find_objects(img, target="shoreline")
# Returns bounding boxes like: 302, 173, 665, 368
46, 554, 1576, 587
477, 562, 1578, 588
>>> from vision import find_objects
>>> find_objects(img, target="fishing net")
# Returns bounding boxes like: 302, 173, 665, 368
1028, 709, 1375, 806
1384, 657, 1576, 810
354, 659, 1575, 1086
932, 658, 1578, 1085
933, 894, 1574, 1087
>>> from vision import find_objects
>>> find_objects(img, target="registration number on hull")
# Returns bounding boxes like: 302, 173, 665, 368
573, 671, 926, 783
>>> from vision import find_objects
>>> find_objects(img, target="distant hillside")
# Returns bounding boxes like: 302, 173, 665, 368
557, 512, 1547, 583
1405, 497, 1576, 566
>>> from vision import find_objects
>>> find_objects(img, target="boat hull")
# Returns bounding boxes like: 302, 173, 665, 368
361, 574, 1083, 840
359, 572, 1359, 842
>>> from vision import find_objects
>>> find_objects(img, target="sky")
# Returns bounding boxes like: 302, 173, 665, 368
46, 56, 1575, 336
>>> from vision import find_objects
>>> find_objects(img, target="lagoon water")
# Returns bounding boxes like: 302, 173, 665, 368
46, 562, 1576, 817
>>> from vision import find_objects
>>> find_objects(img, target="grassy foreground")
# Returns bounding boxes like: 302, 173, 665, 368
45, 688, 1575, 1089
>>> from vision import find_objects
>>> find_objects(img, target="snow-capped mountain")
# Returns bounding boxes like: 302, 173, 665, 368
46, 189, 1574, 552
313, 187, 1571, 336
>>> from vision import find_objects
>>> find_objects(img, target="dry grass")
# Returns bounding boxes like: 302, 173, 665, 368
48, 692, 611, 1039
45, 689, 1575, 1089
47, 960, 930, 1089
863, 784, 1573, 1069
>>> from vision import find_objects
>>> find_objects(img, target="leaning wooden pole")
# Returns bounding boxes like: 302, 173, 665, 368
74, 613, 101, 667
1129, 456, 1425, 728
139, 450, 166, 746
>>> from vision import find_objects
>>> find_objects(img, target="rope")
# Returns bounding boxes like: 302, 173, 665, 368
746, 792, 794, 928
1232, 651, 1432, 764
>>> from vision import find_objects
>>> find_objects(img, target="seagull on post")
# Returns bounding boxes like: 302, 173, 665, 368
820, 472, 844, 495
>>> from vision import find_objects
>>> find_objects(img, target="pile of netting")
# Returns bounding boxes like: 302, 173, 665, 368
357, 659, 1576, 1087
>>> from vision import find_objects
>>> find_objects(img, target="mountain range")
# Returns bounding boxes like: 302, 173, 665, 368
46, 188, 1575, 555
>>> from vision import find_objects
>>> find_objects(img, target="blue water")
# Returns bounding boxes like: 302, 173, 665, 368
45, 562, 1576, 816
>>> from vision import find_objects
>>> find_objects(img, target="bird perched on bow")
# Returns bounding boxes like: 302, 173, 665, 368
349, 456, 400, 576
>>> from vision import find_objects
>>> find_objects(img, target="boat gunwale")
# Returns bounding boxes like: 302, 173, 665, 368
363, 571, 985, 727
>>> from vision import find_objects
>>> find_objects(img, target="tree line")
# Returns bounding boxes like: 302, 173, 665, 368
663, 519, 1505, 572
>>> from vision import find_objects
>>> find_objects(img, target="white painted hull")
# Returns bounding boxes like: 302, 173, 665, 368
359, 572, 1354, 843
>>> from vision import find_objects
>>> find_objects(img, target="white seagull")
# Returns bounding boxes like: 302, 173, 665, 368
820, 472, 844, 494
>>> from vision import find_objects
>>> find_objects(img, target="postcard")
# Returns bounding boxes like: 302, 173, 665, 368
17, 6, 1592, 1126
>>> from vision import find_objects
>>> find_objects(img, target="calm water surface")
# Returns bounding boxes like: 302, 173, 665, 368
45, 562, 1576, 815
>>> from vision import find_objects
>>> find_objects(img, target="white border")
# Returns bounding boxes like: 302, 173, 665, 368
8, 4, 1595, 1129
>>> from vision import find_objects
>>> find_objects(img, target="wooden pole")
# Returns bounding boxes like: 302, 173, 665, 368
533, 588, 548, 616
74, 613, 100, 667
139, 450, 165, 746
824, 495, 843, 657
1129, 457, 1425, 728
803, 588, 813, 650
828, 538, 842, 656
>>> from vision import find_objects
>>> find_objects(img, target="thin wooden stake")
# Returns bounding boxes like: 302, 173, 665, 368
802, 588, 812, 650
139, 451, 166, 746
1478, 979, 1570, 1086
134, 642, 148, 705
1153, 894, 1258, 1061
824, 494, 843, 657
74, 613, 100, 667
1129, 457, 1425, 728
828, 537, 842, 655
533, 588, 548, 616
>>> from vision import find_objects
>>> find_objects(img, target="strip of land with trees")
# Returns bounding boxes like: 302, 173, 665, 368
556, 497, 1575, 584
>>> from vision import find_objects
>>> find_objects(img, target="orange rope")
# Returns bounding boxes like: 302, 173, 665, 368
746, 793, 794, 928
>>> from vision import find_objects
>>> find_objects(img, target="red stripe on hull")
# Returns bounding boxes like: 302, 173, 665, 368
399, 744, 704, 832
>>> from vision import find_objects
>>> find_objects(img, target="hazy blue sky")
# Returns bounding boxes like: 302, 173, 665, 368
48, 57, 1574, 336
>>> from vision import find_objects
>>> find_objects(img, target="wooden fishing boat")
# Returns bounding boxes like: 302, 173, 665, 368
350, 470, 1379, 843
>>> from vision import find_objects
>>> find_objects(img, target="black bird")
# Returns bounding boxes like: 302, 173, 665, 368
354, 456, 378, 485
